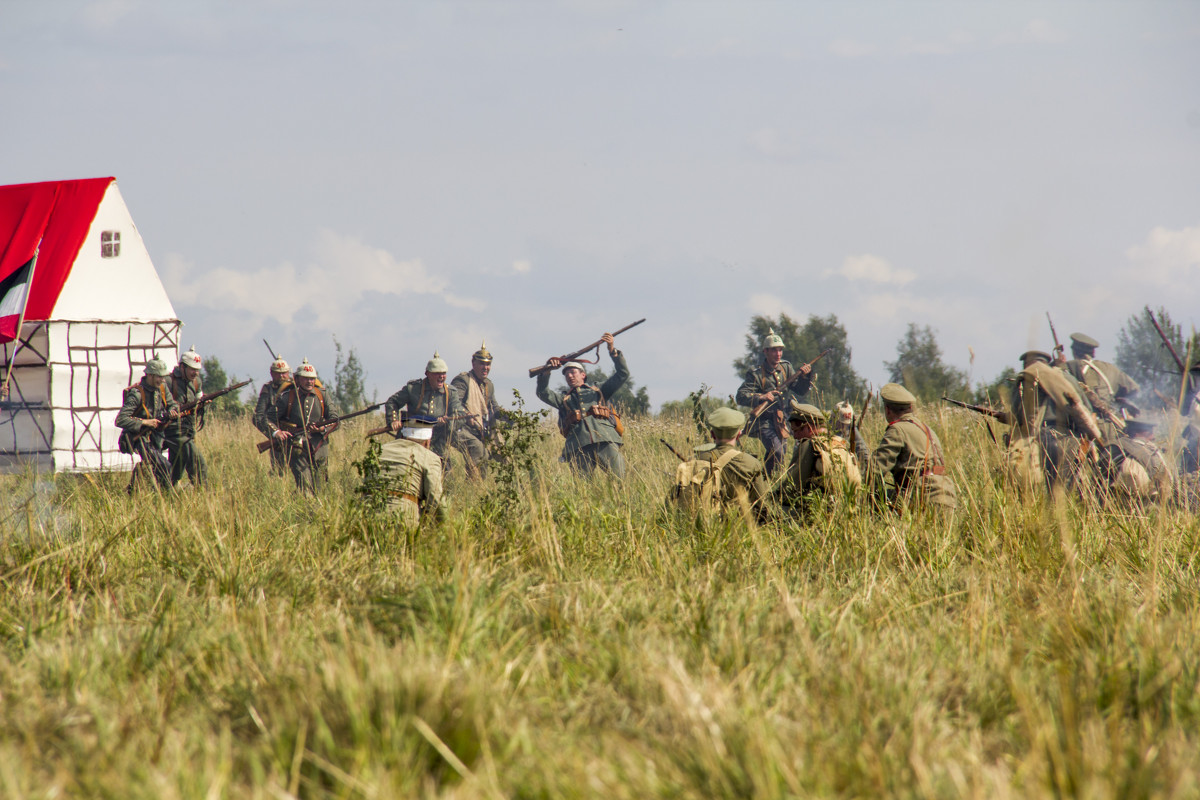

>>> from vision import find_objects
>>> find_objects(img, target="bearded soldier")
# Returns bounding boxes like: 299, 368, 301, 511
450, 341, 499, 478
869, 383, 957, 513
253, 356, 292, 475
266, 359, 340, 495
163, 347, 207, 487
536, 332, 629, 477
115, 355, 179, 492
777, 401, 862, 518
385, 352, 467, 461
736, 329, 813, 476
378, 415, 446, 527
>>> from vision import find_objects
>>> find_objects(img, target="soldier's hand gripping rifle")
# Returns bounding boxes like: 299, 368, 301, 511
528, 318, 646, 377
940, 396, 1012, 426
170, 380, 251, 420
1077, 384, 1127, 433
742, 348, 832, 438
1046, 312, 1065, 365
363, 412, 478, 439
257, 402, 381, 453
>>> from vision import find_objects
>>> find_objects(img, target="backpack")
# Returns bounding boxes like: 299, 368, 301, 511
671, 448, 750, 519
817, 435, 863, 487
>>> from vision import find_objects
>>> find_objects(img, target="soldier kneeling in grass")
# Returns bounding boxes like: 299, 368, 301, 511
378, 415, 446, 528
668, 407, 769, 527
775, 401, 862, 520
868, 383, 957, 514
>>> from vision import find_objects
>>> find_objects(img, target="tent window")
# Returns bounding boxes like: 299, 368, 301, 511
101, 231, 120, 258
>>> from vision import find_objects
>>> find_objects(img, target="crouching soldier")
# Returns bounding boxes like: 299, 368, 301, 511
776, 402, 862, 519
669, 407, 769, 526
1108, 419, 1174, 505
253, 356, 292, 475
116, 355, 179, 492
267, 359, 339, 495
378, 415, 446, 527
163, 347, 207, 487
869, 383, 957, 514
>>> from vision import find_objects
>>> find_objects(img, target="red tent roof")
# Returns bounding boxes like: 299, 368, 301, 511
0, 177, 114, 321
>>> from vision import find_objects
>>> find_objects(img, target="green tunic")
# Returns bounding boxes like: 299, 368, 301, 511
115, 377, 179, 449
870, 413, 957, 510
536, 350, 629, 457
736, 359, 807, 434
777, 433, 861, 514
267, 385, 340, 494
689, 442, 769, 525
384, 378, 465, 456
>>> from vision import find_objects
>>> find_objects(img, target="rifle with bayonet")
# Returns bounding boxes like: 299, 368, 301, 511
363, 412, 478, 439
257, 402, 381, 453
1046, 312, 1065, 365
528, 319, 646, 378
848, 389, 872, 455
742, 348, 832, 439
1077, 383, 1127, 433
940, 395, 1012, 425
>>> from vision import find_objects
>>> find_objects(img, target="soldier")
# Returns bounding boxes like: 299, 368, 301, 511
162, 347, 207, 487
869, 383, 957, 512
266, 359, 340, 495
735, 329, 813, 476
536, 332, 629, 477
385, 352, 467, 462
378, 415, 446, 527
1065, 332, 1140, 441
253, 356, 292, 475
115, 355, 179, 492
1108, 419, 1173, 504
776, 401, 862, 518
450, 341, 500, 478
1008, 350, 1103, 494
669, 406, 769, 526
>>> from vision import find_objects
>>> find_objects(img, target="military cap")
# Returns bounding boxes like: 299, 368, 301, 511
762, 329, 784, 349
144, 355, 169, 377
788, 401, 827, 423
1123, 419, 1157, 437
1069, 332, 1099, 349
270, 357, 291, 374
880, 382, 916, 406
706, 406, 746, 437
472, 340, 493, 363
561, 361, 586, 373
1020, 350, 1052, 365
179, 346, 202, 370
295, 359, 318, 379
425, 351, 448, 373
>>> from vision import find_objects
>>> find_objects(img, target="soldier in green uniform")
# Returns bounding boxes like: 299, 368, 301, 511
450, 341, 499, 478
266, 359, 340, 495
163, 347, 207, 487
115, 355, 179, 492
378, 415, 446, 528
776, 401, 862, 519
1065, 332, 1140, 442
536, 332, 629, 477
736, 329, 813, 476
253, 356, 292, 475
869, 383, 957, 512
669, 407, 769, 526
1108, 419, 1173, 504
385, 352, 467, 462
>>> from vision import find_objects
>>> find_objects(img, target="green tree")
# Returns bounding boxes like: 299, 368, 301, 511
883, 323, 969, 402
331, 336, 372, 411
1114, 306, 1198, 402
733, 313, 867, 406
972, 366, 1016, 406
200, 356, 248, 417
555, 367, 651, 415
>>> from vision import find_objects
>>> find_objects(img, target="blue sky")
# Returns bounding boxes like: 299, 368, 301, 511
3, 0, 1199, 408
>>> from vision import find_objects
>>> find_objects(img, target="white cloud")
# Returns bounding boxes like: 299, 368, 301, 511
512, 259, 532, 274
81, 0, 140, 30
826, 254, 916, 286
162, 229, 484, 331
898, 30, 976, 56
1125, 223, 1200, 284
829, 38, 874, 58
996, 19, 1067, 46
746, 293, 797, 319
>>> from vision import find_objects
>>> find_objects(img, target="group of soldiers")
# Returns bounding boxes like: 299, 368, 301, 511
113, 322, 1200, 526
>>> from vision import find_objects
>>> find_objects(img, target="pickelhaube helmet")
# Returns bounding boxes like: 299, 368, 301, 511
763, 328, 784, 349
145, 355, 169, 376
426, 351, 448, 373
472, 340, 493, 363
270, 357, 291, 374
179, 346, 202, 370
295, 358, 318, 379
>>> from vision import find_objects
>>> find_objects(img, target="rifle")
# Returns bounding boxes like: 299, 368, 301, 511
849, 389, 872, 454
940, 395, 1012, 425
1077, 383, 1126, 433
170, 380, 251, 419
263, 339, 278, 361
363, 413, 477, 439
257, 402, 381, 453
1144, 306, 1186, 372
528, 318, 646, 377
1046, 312, 1064, 363
743, 348, 832, 438
660, 438, 688, 463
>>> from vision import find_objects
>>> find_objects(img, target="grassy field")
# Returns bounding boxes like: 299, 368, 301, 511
2, 404, 1199, 799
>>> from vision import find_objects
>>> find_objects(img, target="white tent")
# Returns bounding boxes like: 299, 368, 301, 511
0, 177, 180, 472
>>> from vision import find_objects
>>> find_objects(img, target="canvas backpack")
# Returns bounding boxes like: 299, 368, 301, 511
816, 435, 863, 488
672, 448, 749, 518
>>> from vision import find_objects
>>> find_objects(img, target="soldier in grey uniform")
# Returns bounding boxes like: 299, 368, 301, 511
115, 355, 179, 492
385, 353, 467, 461
163, 347, 207, 487
736, 329, 813, 476
536, 332, 629, 477
378, 415, 446, 527
869, 383, 957, 512
450, 341, 499, 478
253, 356, 292, 475
266, 359, 340, 495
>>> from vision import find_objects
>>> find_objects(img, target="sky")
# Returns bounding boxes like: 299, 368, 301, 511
3, 0, 1199, 410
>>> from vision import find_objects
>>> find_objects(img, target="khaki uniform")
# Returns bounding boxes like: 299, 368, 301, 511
267, 384, 339, 495
384, 379, 465, 458
683, 442, 769, 525
1066, 358, 1139, 444
870, 413, 957, 511
164, 365, 207, 487
115, 378, 179, 490
1008, 362, 1098, 492
777, 433, 861, 517
1110, 434, 1173, 503
450, 370, 498, 476
536, 350, 630, 477
253, 379, 292, 474
378, 438, 446, 527
736, 359, 809, 475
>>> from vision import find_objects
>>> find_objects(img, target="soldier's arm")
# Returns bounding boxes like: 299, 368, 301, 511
735, 371, 761, 407
424, 457, 446, 522
869, 426, 903, 483
115, 389, 145, 432
450, 374, 468, 405
252, 385, 272, 435
384, 386, 410, 426
535, 370, 563, 409
600, 349, 630, 398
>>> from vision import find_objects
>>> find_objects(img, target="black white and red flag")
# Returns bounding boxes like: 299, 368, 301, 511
0, 254, 35, 343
